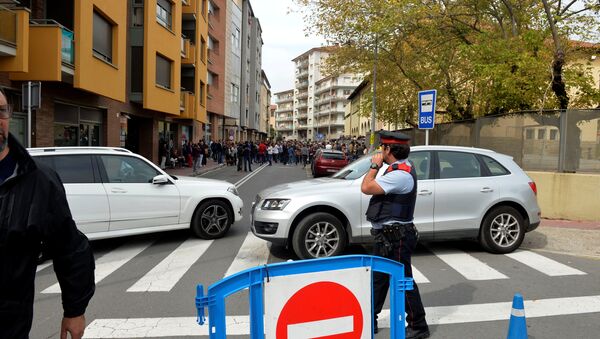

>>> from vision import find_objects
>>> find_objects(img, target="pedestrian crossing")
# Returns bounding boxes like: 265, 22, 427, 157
37, 232, 588, 295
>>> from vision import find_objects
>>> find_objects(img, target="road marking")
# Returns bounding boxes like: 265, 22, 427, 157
411, 265, 430, 284
42, 239, 153, 294
431, 249, 509, 280
287, 316, 353, 339
83, 295, 600, 337
36, 262, 52, 273
224, 232, 270, 277
127, 238, 213, 292
234, 163, 268, 188
505, 250, 587, 276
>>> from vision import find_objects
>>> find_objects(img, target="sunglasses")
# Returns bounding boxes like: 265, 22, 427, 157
0, 105, 12, 119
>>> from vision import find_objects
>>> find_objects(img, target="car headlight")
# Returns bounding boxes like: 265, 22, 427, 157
261, 199, 290, 210
227, 186, 239, 196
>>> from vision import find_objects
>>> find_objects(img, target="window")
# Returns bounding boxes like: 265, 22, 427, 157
537, 129, 546, 140
156, 0, 172, 29
481, 156, 510, 176
200, 37, 207, 63
231, 83, 239, 102
93, 10, 113, 63
156, 54, 172, 89
53, 155, 97, 184
131, 46, 143, 92
199, 81, 206, 106
549, 129, 558, 140
100, 155, 160, 183
232, 27, 240, 49
525, 129, 534, 139
438, 151, 481, 179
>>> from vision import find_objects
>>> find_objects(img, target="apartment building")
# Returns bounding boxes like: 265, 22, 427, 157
258, 70, 271, 140
207, 0, 226, 142
274, 89, 294, 139
274, 46, 361, 141
0, 0, 208, 164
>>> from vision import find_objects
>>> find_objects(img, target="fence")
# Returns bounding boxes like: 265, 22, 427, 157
396, 109, 600, 173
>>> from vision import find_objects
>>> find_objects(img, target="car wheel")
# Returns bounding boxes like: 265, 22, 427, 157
292, 212, 347, 259
479, 206, 525, 254
191, 200, 232, 239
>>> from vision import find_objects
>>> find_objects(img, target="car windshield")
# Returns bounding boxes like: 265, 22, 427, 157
331, 154, 373, 180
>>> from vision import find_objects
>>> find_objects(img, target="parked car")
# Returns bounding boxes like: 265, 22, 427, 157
29, 147, 243, 240
252, 146, 541, 259
311, 149, 349, 177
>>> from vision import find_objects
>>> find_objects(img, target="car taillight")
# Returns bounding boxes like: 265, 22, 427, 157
528, 181, 537, 195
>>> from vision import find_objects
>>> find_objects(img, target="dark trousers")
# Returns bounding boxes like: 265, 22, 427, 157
372, 226, 428, 330
244, 156, 252, 171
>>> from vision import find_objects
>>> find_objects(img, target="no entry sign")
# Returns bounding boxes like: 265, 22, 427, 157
264, 267, 371, 339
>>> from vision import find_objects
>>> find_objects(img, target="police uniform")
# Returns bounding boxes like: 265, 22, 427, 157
366, 131, 429, 338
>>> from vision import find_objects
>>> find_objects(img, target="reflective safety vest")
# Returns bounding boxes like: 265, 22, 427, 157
365, 162, 417, 223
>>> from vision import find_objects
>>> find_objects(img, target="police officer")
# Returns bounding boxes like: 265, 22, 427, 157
361, 130, 429, 338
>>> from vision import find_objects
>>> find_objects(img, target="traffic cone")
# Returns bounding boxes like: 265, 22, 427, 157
507, 293, 527, 339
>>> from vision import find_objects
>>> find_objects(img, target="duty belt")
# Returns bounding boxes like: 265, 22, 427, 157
371, 223, 417, 256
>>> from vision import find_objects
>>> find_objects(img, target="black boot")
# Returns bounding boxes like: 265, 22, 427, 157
406, 327, 430, 339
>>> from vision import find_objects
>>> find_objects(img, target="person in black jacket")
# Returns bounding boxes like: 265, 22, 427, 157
0, 90, 95, 339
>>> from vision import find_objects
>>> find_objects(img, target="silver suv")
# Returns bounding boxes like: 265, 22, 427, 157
252, 146, 541, 259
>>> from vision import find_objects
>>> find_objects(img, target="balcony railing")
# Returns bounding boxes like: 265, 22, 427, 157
276, 114, 293, 122
182, 40, 196, 65
297, 81, 308, 89
0, 5, 17, 48
180, 90, 196, 119
296, 91, 308, 99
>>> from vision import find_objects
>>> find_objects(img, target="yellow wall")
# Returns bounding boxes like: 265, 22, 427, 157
74, 0, 127, 102
0, 8, 29, 72
10, 25, 62, 81
527, 171, 600, 221
196, 0, 208, 123
144, 0, 181, 114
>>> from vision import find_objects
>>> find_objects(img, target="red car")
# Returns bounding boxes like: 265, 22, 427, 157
311, 149, 349, 177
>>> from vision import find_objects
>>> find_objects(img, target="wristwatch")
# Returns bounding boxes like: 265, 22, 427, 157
370, 162, 380, 170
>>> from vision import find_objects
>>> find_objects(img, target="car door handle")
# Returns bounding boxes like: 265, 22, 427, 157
480, 187, 494, 193
418, 190, 432, 196
111, 188, 128, 194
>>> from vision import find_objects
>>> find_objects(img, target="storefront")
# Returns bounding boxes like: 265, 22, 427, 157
53, 102, 104, 146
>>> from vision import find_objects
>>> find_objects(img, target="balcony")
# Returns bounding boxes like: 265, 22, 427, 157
277, 124, 293, 131
182, 39, 196, 65
297, 113, 308, 119
296, 80, 308, 89
276, 105, 293, 113
297, 101, 308, 109
0, 5, 28, 72
296, 59, 308, 68
10, 19, 74, 82
296, 91, 308, 99
182, 0, 198, 18
276, 114, 293, 122
180, 90, 196, 119
296, 69, 308, 79
277, 96, 294, 104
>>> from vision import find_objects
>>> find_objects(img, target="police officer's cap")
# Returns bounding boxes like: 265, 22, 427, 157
378, 130, 411, 145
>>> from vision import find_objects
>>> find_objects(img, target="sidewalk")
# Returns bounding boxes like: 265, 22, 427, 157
523, 218, 600, 259
164, 159, 225, 177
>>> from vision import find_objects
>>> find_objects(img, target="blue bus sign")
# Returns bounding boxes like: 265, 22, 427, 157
418, 90, 437, 129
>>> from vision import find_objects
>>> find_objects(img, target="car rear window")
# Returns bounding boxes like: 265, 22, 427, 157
322, 153, 345, 160
481, 155, 510, 176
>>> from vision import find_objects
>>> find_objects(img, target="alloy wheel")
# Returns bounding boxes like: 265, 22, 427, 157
200, 205, 229, 236
304, 221, 340, 257
490, 213, 520, 248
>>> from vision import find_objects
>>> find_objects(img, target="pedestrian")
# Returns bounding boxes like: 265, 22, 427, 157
243, 142, 252, 172
360, 130, 429, 338
192, 142, 200, 172
301, 144, 309, 168
0, 89, 96, 339
266, 143, 273, 166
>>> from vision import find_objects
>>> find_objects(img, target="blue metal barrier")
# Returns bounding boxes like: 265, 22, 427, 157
195, 254, 413, 338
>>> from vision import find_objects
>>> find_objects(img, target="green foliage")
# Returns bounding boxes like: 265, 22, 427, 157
295, 0, 600, 122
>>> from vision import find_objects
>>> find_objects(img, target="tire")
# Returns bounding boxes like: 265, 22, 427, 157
479, 206, 525, 254
292, 212, 347, 259
191, 200, 233, 239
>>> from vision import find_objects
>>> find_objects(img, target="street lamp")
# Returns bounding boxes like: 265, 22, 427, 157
369, 34, 378, 152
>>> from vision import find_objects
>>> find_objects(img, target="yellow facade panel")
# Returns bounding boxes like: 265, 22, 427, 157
10, 25, 61, 81
74, 0, 127, 102
181, 40, 196, 65
144, 0, 182, 115
195, 0, 208, 123
182, 0, 198, 15
0, 8, 29, 73
180, 90, 195, 119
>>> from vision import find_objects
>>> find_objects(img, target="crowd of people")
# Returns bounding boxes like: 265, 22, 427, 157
158, 137, 369, 173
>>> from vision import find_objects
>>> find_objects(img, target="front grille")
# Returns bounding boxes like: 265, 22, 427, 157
254, 221, 278, 235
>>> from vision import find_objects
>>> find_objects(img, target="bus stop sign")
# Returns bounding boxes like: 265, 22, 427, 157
418, 89, 436, 129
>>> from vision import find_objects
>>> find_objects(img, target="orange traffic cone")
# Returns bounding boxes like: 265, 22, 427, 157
507, 293, 527, 339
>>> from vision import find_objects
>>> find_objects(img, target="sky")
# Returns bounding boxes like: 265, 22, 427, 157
250, 0, 326, 94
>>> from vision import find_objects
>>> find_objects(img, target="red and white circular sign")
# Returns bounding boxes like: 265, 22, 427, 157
264, 267, 371, 339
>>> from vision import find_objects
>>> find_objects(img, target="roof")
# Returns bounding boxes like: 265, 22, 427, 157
292, 46, 338, 62
274, 89, 294, 95
347, 79, 370, 100
28, 147, 134, 155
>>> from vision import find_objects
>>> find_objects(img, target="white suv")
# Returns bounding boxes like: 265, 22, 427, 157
29, 147, 243, 240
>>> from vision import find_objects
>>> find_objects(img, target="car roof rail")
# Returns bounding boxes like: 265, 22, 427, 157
27, 147, 134, 154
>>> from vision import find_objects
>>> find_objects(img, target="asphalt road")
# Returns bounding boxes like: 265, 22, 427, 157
31, 162, 600, 338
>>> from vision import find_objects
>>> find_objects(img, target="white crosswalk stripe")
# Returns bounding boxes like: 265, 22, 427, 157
42, 239, 154, 294
224, 232, 270, 277
411, 265, 430, 284
505, 250, 587, 276
127, 238, 213, 292
430, 248, 509, 280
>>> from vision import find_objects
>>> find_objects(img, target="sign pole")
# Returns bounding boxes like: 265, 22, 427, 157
27, 81, 32, 148
425, 129, 429, 146
418, 89, 437, 146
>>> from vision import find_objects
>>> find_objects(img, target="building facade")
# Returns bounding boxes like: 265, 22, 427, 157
0, 0, 209, 164
258, 70, 271, 140
207, 0, 226, 142
273, 89, 293, 139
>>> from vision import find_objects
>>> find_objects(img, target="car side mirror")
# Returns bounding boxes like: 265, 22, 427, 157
152, 174, 170, 185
